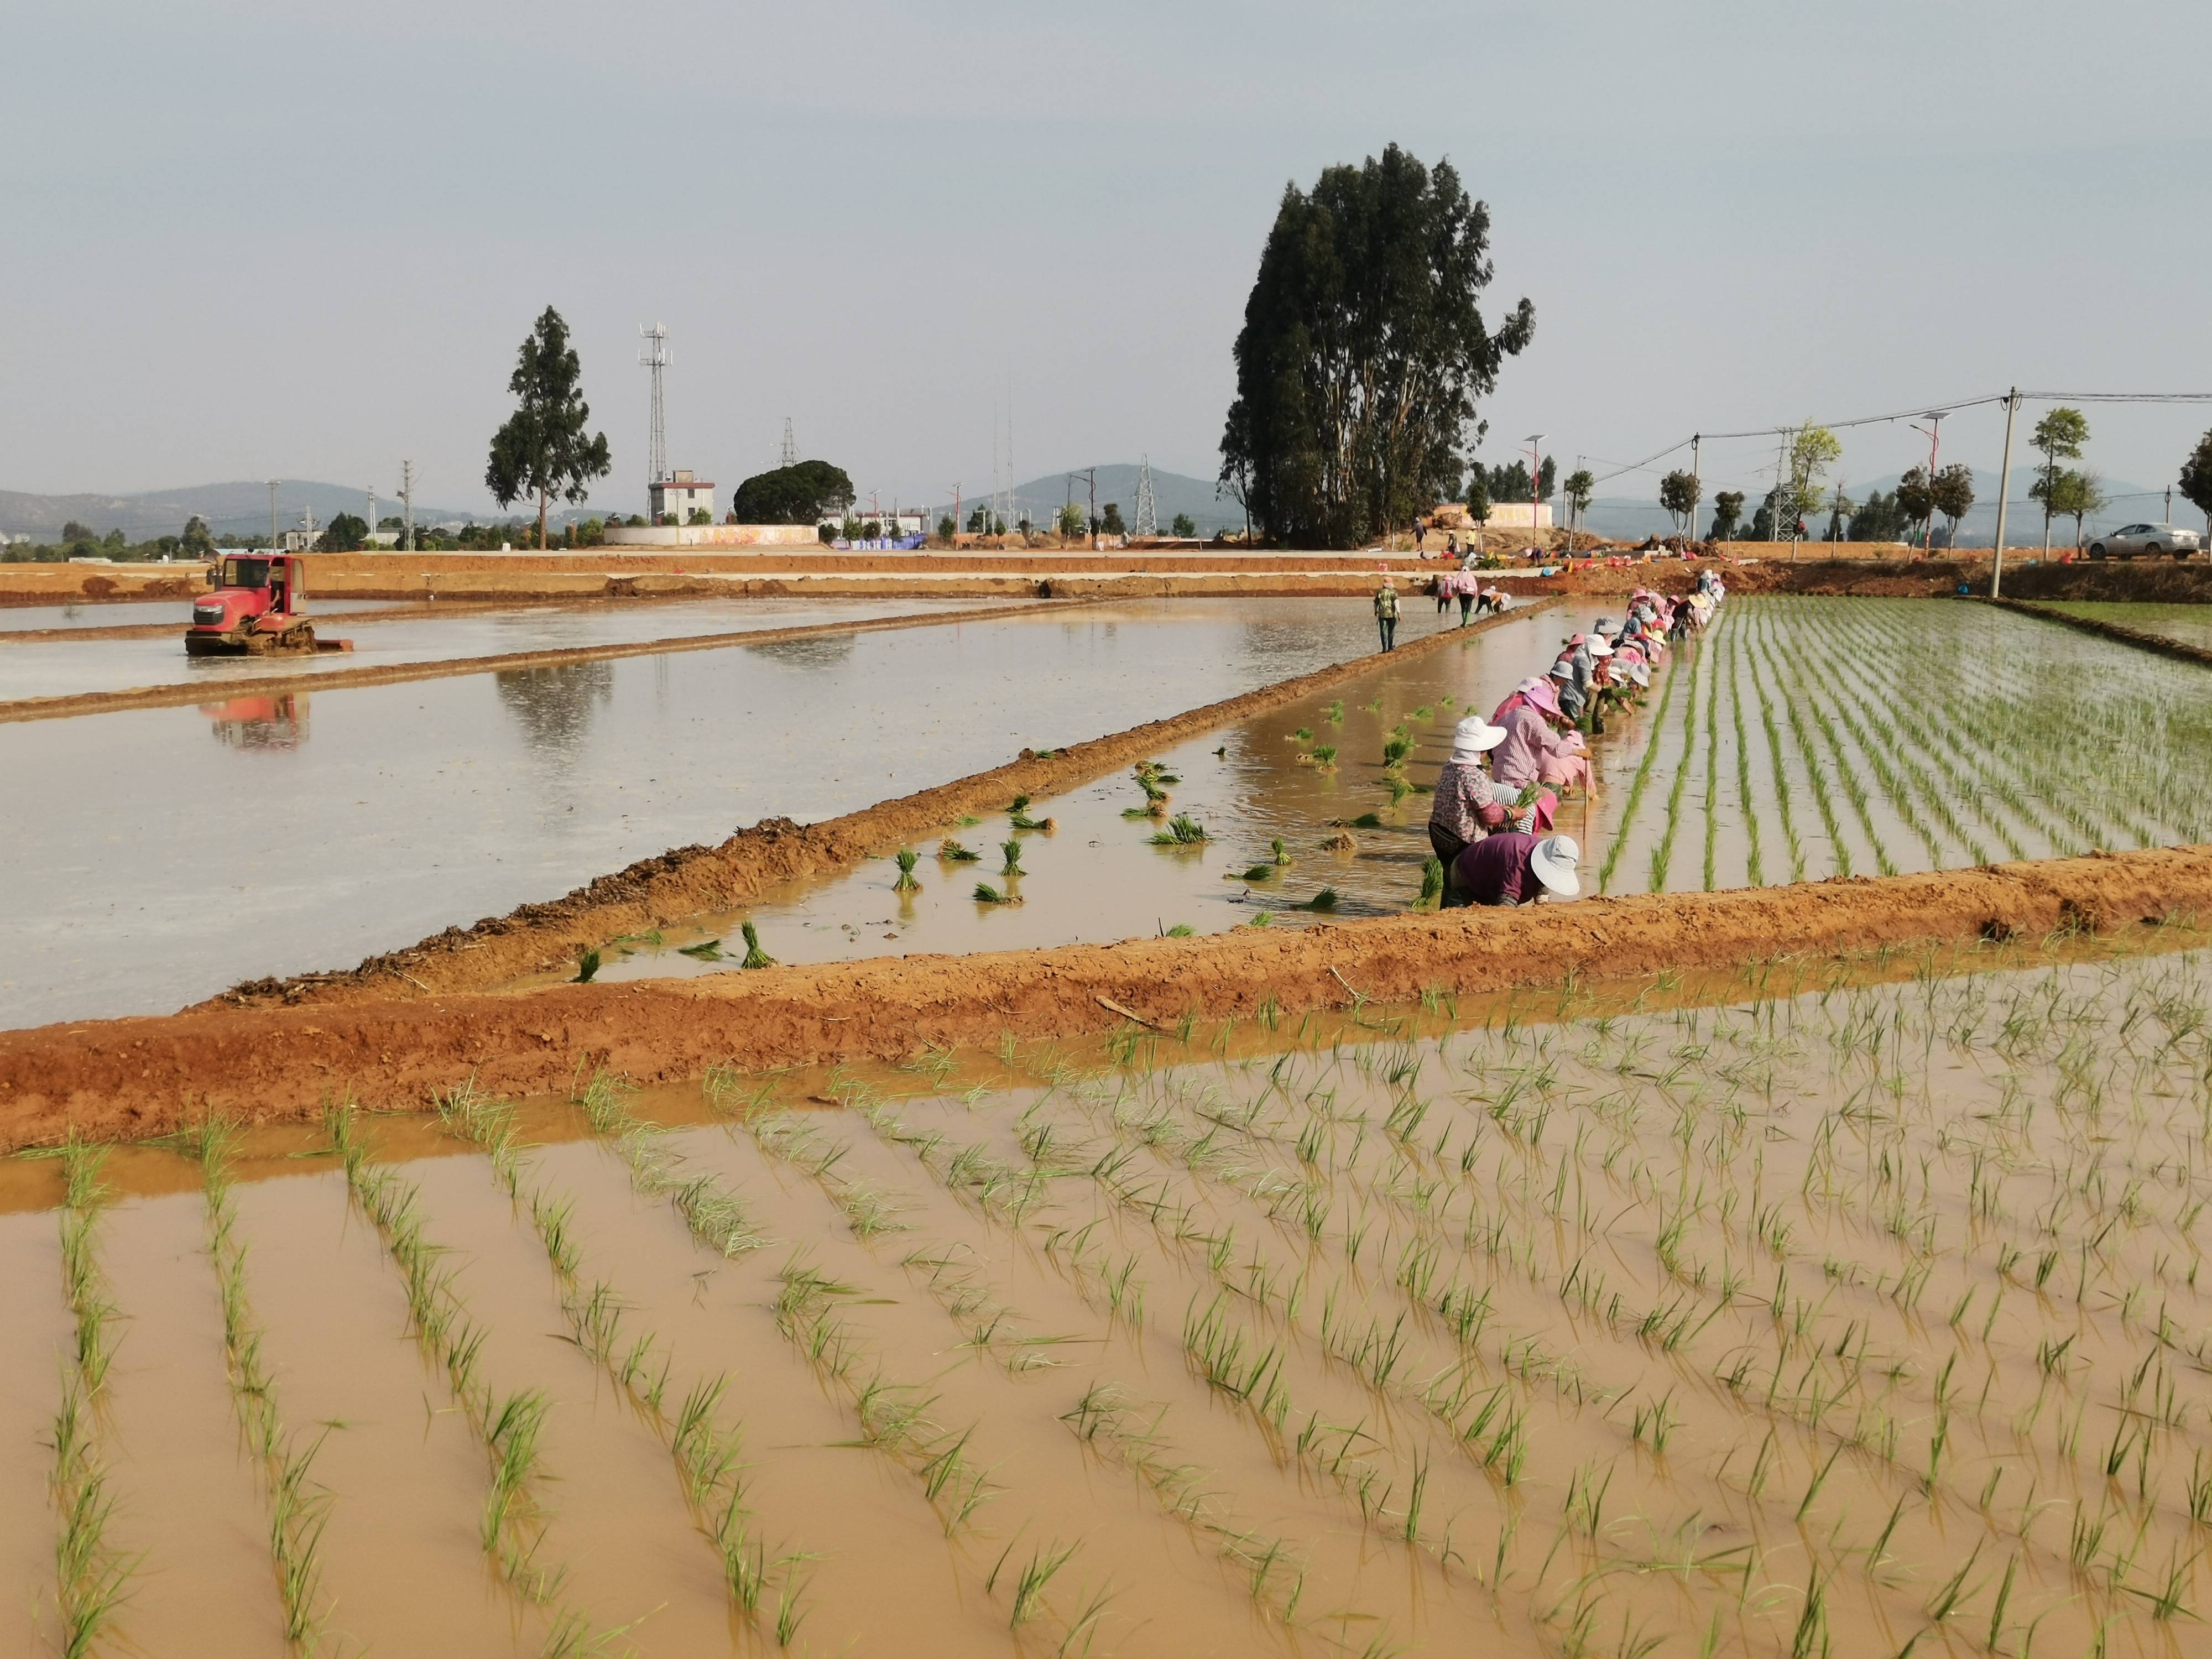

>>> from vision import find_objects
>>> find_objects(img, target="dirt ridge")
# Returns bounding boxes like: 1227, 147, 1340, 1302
1998, 598, 2212, 669
0, 597, 1080, 724
5, 843, 2206, 1149
207, 599, 1564, 1009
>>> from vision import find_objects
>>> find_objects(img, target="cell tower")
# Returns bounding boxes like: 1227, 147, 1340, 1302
639, 324, 670, 486
1133, 454, 1160, 539
399, 461, 416, 551
780, 418, 799, 467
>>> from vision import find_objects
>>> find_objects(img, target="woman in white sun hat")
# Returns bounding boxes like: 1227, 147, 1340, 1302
1428, 714, 1509, 877
1452, 831, 1582, 908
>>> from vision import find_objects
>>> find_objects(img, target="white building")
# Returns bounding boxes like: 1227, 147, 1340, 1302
820, 508, 927, 538
649, 469, 717, 524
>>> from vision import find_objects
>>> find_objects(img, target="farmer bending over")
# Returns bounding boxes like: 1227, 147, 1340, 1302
1453, 832, 1582, 908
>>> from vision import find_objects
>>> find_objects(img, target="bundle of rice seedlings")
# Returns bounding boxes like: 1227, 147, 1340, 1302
937, 840, 980, 862
1000, 839, 1024, 875
1008, 795, 1052, 832
1162, 924, 1194, 937
573, 948, 601, 984
1292, 727, 1313, 742
1310, 745, 1338, 769
677, 938, 725, 961
739, 922, 774, 970
1271, 837, 1291, 865
1417, 856, 1445, 909
1324, 700, 1344, 724
1240, 862, 1274, 881
1350, 812, 1384, 829
1150, 815, 1209, 846
973, 883, 1021, 905
1322, 830, 1357, 853
893, 849, 921, 892
1381, 734, 1413, 768
1305, 888, 1339, 911
1387, 776, 1413, 804
1248, 911, 1274, 927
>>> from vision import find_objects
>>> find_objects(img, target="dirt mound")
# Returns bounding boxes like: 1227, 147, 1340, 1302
6, 844, 2207, 1149
197, 601, 1561, 1011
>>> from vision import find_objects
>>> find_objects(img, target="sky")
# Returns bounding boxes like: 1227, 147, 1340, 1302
7, 0, 2211, 528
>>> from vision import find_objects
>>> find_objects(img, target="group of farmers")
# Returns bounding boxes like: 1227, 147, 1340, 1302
1426, 576, 1724, 908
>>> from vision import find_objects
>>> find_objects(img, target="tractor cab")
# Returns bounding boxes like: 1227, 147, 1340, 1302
186, 554, 340, 656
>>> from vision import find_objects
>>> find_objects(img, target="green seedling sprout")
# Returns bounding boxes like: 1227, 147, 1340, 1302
1310, 745, 1338, 769
677, 937, 724, 960
1240, 863, 1274, 881
1164, 923, 1194, 937
573, 947, 601, 983
1000, 838, 1024, 875
740, 921, 774, 969
1151, 815, 1209, 846
1271, 837, 1291, 865
1417, 857, 1444, 908
937, 839, 980, 862
894, 848, 921, 891
1306, 888, 1339, 911
973, 882, 1019, 905
1350, 812, 1384, 829
1009, 795, 1051, 832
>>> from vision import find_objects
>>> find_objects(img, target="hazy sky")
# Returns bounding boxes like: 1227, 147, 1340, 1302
8, 0, 2210, 523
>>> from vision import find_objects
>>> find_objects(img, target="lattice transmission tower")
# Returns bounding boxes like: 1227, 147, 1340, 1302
1132, 454, 1160, 539
780, 418, 799, 467
639, 324, 670, 485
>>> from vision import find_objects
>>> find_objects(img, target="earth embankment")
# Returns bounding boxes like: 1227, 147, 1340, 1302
4, 843, 2206, 1149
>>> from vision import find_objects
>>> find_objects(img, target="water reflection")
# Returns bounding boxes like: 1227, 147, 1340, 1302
494, 662, 615, 747
742, 634, 856, 669
199, 692, 309, 750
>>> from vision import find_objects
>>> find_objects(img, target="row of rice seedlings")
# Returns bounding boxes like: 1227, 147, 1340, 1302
192, 1120, 337, 1653
324, 1104, 583, 1619
50, 1138, 138, 1659
1595, 617, 1689, 891
577, 1072, 998, 1548
1700, 618, 1724, 890
1724, 622, 1763, 887
1644, 617, 1708, 891
432, 1085, 811, 1637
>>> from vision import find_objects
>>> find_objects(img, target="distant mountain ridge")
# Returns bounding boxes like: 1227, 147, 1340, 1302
936, 465, 1244, 534
0, 480, 480, 541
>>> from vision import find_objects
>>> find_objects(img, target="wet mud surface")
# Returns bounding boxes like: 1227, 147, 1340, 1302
6, 940, 2212, 1654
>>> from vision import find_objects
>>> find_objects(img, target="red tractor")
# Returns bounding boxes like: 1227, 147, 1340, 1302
185, 554, 350, 656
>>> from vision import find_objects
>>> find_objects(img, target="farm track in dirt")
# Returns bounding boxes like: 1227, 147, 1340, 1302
207, 601, 1562, 1010
6, 842, 2209, 1149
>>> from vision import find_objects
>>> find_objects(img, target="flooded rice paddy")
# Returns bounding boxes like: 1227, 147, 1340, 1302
562, 609, 1575, 983
0, 596, 1003, 702
2042, 601, 2212, 654
9, 938, 2212, 1656
5, 598, 1483, 1028
0, 597, 400, 634
1592, 596, 2212, 894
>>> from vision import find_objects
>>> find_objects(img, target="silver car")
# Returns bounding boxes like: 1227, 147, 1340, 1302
2086, 521, 2202, 559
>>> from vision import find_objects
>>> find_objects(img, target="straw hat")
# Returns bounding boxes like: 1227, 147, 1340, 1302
1530, 835, 1581, 897
1450, 717, 1506, 761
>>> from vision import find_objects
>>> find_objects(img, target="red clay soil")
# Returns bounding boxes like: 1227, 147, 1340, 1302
201, 600, 1564, 1010
0, 597, 1079, 724
1997, 599, 2212, 667
5, 844, 2206, 1149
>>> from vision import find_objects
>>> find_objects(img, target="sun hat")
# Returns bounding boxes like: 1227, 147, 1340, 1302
1450, 717, 1507, 760
1530, 834, 1581, 898
1594, 617, 1619, 634
1587, 634, 1613, 657
1623, 661, 1651, 687
1548, 660, 1574, 681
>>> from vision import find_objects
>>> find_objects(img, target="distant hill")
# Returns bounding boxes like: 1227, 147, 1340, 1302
937, 465, 1245, 535
0, 480, 479, 541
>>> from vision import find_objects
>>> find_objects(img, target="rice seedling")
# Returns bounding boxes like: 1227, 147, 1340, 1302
1417, 857, 1444, 909
974, 881, 1018, 904
1310, 745, 1338, 769
1326, 700, 1344, 723
1000, 838, 1025, 875
893, 848, 921, 891
676, 937, 724, 959
1009, 794, 1052, 831
1249, 911, 1274, 927
1293, 727, 1314, 742
572, 947, 601, 984
1271, 837, 1291, 865
739, 920, 774, 968
1239, 862, 1274, 881
937, 838, 980, 861
1304, 888, 1338, 911
1150, 814, 1209, 846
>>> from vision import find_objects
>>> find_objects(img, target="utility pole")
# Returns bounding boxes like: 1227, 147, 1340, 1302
399, 461, 416, 552
367, 486, 377, 538
1910, 411, 1946, 551
1690, 434, 1702, 542
1770, 435, 1785, 546
1524, 434, 1545, 549
1990, 389, 2018, 598
268, 480, 279, 552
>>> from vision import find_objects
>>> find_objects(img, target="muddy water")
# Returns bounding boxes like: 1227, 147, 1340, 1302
4, 944, 2208, 1654
564, 608, 1582, 978
2044, 598, 2212, 651
0, 595, 1003, 701
0, 1211, 66, 1656
0, 597, 400, 634
4, 598, 1474, 1029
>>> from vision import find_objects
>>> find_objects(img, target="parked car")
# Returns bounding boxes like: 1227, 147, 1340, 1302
2086, 521, 2203, 559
